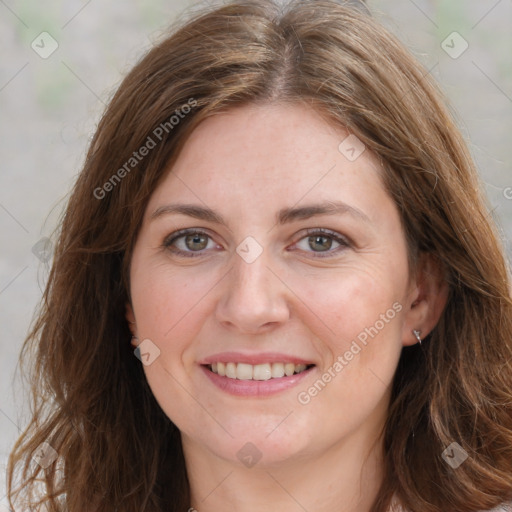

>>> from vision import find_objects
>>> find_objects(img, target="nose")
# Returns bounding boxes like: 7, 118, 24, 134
215, 251, 290, 334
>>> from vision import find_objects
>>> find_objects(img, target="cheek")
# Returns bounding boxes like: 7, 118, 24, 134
131, 261, 220, 344
292, 270, 405, 429
294, 265, 405, 354
130, 262, 221, 428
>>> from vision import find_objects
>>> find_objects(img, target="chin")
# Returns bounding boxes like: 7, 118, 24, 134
185, 415, 314, 468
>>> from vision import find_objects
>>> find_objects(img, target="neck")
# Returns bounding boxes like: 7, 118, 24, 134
183, 426, 385, 512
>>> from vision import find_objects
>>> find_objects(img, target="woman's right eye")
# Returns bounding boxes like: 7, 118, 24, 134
163, 229, 219, 257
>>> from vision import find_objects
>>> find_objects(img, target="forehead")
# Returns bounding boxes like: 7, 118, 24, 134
145, 103, 388, 224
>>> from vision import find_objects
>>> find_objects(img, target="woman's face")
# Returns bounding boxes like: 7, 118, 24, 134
128, 103, 421, 467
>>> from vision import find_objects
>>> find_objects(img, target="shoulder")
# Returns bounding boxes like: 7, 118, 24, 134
390, 498, 512, 512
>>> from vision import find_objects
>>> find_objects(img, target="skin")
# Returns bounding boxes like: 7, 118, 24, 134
126, 103, 447, 511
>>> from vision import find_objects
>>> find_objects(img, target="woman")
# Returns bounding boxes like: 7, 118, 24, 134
7, 0, 512, 511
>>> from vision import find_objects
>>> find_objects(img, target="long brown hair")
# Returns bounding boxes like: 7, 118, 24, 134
8, 1, 512, 510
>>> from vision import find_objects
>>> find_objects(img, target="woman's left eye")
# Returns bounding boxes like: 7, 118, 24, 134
293, 229, 350, 256
163, 228, 350, 258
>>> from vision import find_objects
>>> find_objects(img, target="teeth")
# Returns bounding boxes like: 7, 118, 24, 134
226, 362, 237, 378
253, 363, 272, 381
284, 363, 295, 376
271, 362, 285, 378
209, 362, 311, 380
236, 363, 253, 380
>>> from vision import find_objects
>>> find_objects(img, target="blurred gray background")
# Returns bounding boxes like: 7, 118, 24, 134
1, 0, 511, 505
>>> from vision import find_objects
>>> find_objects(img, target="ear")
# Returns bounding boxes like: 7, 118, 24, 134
402, 253, 449, 346
125, 302, 137, 336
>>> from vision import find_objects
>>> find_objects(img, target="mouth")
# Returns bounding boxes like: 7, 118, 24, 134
200, 356, 316, 397
205, 362, 314, 381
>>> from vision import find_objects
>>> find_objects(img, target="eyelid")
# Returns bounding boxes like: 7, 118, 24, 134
289, 228, 352, 257
162, 227, 352, 258
302, 227, 350, 242
163, 228, 208, 246
163, 228, 221, 257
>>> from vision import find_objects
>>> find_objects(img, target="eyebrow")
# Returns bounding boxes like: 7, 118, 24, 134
150, 200, 371, 226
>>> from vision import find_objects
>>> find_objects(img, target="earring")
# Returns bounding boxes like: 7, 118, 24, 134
131, 335, 139, 347
412, 329, 422, 345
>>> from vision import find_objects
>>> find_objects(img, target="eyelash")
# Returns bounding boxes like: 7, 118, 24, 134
162, 228, 351, 258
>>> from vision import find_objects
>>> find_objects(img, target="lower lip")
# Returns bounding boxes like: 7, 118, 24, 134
200, 365, 315, 397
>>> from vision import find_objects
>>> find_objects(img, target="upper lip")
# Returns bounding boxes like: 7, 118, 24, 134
199, 352, 315, 366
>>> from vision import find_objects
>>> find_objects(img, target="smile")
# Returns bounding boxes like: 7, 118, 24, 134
200, 358, 316, 397
208, 362, 313, 380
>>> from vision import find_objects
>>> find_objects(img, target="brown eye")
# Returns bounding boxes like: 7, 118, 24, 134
308, 235, 333, 252
163, 229, 217, 257
292, 229, 350, 257
185, 233, 209, 251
